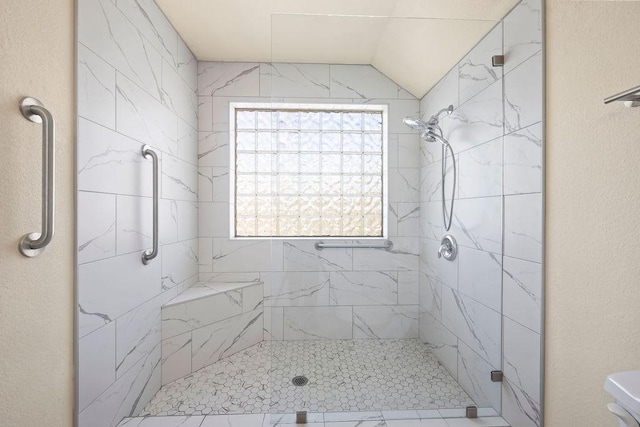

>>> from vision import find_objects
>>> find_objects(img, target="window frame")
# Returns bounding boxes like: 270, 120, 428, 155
229, 102, 389, 240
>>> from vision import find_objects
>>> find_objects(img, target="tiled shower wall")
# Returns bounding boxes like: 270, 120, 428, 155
76, 0, 198, 426
197, 63, 422, 340
418, 1, 543, 427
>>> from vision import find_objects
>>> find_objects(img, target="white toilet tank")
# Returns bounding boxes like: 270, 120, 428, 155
605, 371, 640, 427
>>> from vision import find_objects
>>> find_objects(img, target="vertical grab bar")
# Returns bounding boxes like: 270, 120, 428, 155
141, 145, 159, 265
19, 97, 55, 258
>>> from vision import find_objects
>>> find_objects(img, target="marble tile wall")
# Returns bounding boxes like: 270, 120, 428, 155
418, 1, 543, 426
77, 0, 198, 425
197, 62, 421, 342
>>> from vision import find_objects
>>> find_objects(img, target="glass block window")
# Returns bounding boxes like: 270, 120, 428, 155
231, 103, 387, 238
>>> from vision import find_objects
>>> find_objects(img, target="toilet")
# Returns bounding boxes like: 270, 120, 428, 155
605, 371, 640, 427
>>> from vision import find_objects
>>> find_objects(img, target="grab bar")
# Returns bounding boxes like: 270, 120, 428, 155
19, 97, 55, 258
604, 84, 640, 105
314, 240, 393, 251
141, 145, 159, 265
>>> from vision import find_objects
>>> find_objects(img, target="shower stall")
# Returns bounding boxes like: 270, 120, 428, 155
75, 1, 544, 426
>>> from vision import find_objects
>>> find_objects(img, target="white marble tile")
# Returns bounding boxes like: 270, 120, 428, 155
117, 195, 152, 255
198, 238, 213, 273
421, 239, 458, 290
504, 51, 543, 133
161, 290, 243, 339
451, 196, 502, 254
78, 191, 116, 264
79, 0, 162, 100
283, 240, 352, 271
382, 410, 421, 420
502, 377, 541, 427
199, 202, 228, 238
161, 332, 192, 385
441, 79, 503, 154
353, 306, 419, 339
419, 314, 458, 378
419, 271, 442, 320
115, 0, 177, 65
504, 193, 542, 263
444, 417, 509, 427
283, 306, 352, 340
159, 199, 179, 246
329, 65, 398, 99
420, 67, 458, 122
420, 201, 443, 241
78, 251, 161, 338
79, 346, 161, 427
398, 271, 420, 305
458, 24, 503, 105
264, 307, 284, 341
177, 201, 198, 241
441, 288, 501, 368
386, 419, 448, 427
504, 317, 541, 406
79, 322, 116, 411
361, 98, 419, 135
198, 62, 260, 97
457, 342, 501, 411
398, 134, 421, 168
457, 247, 502, 313
77, 118, 152, 197
197, 167, 213, 203
177, 118, 197, 166
353, 237, 419, 271
397, 203, 421, 237
503, 256, 542, 333
263, 271, 330, 306
329, 271, 397, 305
388, 134, 399, 169
504, 0, 542, 74
242, 283, 264, 312
416, 410, 441, 419
177, 38, 197, 91
191, 309, 263, 371
198, 96, 213, 132
504, 122, 542, 195
161, 240, 198, 290
201, 414, 264, 427
162, 59, 197, 128
324, 412, 383, 422
421, 155, 456, 203
161, 155, 198, 202
388, 203, 399, 237
198, 130, 229, 167
120, 415, 205, 427
116, 73, 177, 156
196, 272, 262, 289
116, 289, 177, 378
78, 43, 116, 128
458, 138, 503, 199
260, 63, 330, 98
211, 239, 283, 272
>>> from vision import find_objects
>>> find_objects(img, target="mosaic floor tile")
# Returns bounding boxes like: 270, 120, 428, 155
141, 339, 475, 416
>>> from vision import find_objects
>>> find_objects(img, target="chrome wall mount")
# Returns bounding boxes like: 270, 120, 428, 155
491, 55, 505, 67
437, 234, 457, 261
141, 145, 159, 265
604, 84, 640, 107
314, 240, 393, 251
18, 97, 56, 258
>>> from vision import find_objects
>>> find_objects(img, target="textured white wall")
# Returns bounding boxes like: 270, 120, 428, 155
0, 1, 75, 426
545, 1, 640, 426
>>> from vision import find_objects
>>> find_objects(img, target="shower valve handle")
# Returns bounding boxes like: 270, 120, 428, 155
437, 235, 457, 261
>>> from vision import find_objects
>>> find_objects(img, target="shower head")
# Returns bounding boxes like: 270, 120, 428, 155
402, 117, 429, 132
426, 104, 454, 126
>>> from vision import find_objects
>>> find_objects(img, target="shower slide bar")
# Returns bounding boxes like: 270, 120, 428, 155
141, 145, 159, 265
18, 97, 55, 258
314, 240, 393, 251
604, 84, 640, 105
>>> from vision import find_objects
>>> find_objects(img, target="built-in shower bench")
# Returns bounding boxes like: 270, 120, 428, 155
160, 280, 265, 385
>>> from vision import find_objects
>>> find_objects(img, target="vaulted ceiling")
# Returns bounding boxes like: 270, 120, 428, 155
156, 0, 519, 98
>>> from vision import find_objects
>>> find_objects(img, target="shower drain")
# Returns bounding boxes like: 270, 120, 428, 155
291, 375, 309, 386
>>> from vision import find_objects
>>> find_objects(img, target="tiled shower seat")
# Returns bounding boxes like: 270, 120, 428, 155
160, 281, 264, 385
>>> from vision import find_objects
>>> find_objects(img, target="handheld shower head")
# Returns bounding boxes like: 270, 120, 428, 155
402, 117, 428, 132
426, 104, 454, 126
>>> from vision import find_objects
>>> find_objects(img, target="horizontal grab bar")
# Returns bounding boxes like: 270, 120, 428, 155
604, 84, 640, 104
314, 240, 393, 251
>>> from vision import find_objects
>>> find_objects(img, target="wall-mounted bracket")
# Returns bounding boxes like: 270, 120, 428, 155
466, 406, 478, 418
491, 55, 504, 67
491, 370, 504, 382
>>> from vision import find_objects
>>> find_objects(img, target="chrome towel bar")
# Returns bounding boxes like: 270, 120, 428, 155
604, 84, 640, 106
314, 240, 393, 251
19, 97, 55, 258
141, 145, 159, 265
